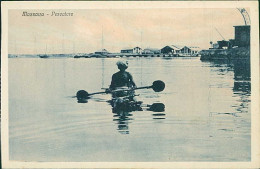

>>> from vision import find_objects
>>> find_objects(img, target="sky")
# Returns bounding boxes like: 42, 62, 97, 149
8, 8, 246, 54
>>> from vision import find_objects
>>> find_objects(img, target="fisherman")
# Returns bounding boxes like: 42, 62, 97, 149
106, 60, 137, 97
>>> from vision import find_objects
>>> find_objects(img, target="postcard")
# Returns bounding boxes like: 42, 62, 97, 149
1, 1, 259, 168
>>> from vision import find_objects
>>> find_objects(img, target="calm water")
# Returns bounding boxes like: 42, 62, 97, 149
9, 57, 251, 162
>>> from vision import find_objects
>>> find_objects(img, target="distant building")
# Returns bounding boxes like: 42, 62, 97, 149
216, 40, 230, 49
161, 45, 200, 55
213, 43, 219, 49
95, 49, 108, 55
229, 39, 236, 47
179, 46, 200, 56
208, 25, 250, 50
161, 45, 183, 54
142, 48, 161, 54
121, 47, 142, 54
234, 25, 250, 47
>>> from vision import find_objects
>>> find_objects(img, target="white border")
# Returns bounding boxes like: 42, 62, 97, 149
1, 1, 259, 168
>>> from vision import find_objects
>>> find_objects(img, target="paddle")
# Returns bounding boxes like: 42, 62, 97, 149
76, 80, 165, 100
135, 80, 165, 92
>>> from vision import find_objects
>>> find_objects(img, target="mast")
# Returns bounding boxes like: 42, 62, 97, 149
73, 41, 75, 54
34, 35, 37, 55
45, 44, 47, 55
14, 38, 17, 55
141, 30, 143, 49
140, 30, 143, 86
214, 27, 225, 40
102, 26, 104, 51
102, 26, 105, 87
62, 33, 65, 54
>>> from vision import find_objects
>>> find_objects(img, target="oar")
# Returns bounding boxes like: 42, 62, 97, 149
76, 90, 107, 101
111, 80, 165, 93
76, 80, 165, 100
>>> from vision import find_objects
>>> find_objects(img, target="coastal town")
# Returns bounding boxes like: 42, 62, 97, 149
9, 8, 250, 61
9, 21, 250, 61
73, 45, 201, 58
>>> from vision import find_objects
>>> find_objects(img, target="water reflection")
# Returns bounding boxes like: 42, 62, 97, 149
111, 102, 166, 134
113, 111, 133, 134
206, 59, 251, 115
233, 81, 250, 94
233, 59, 251, 81
232, 59, 251, 115
233, 59, 251, 96
10, 57, 252, 161
152, 113, 166, 120
147, 103, 165, 110
75, 92, 166, 134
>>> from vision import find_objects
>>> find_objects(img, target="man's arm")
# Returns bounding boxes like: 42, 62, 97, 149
109, 74, 116, 90
128, 73, 137, 88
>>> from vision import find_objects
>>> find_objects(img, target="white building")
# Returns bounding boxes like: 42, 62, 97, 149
95, 49, 109, 55
121, 47, 142, 54
179, 46, 200, 56
161, 45, 200, 56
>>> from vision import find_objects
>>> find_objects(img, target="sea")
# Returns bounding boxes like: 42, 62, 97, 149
8, 57, 251, 162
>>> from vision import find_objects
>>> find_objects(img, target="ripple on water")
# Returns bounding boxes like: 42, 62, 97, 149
9, 58, 251, 161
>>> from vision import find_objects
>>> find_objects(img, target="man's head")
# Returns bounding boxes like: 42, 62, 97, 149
116, 60, 128, 71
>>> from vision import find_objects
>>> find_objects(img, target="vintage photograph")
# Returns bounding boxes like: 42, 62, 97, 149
1, 1, 259, 168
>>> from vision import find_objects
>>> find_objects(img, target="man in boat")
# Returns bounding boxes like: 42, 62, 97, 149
106, 60, 137, 98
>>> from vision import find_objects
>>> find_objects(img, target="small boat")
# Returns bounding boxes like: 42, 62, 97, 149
110, 95, 143, 113
108, 86, 166, 113
109, 87, 142, 113
74, 54, 90, 58
74, 55, 82, 58
76, 80, 166, 112
109, 95, 165, 113
39, 44, 49, 58
108, 93, 165, 113
39, 54, 49, 58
